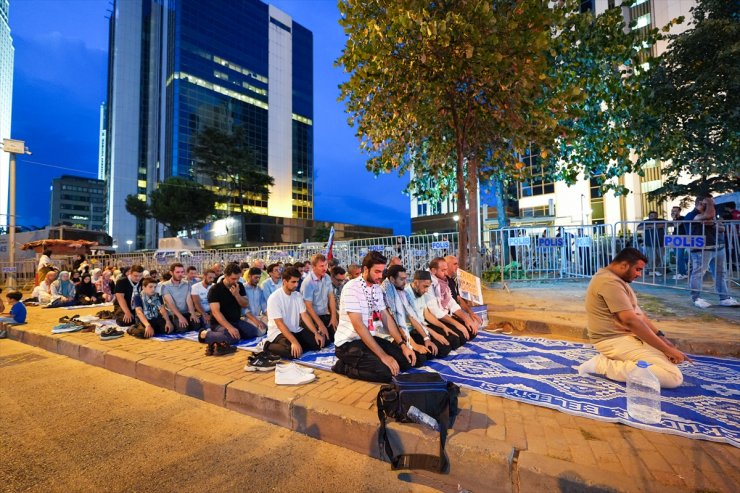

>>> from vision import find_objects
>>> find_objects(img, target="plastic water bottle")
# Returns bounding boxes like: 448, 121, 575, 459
626, 361, 662, 424
407, 406, 441, 432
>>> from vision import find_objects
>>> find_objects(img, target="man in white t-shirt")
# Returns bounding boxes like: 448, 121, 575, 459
332, 251, 416, 383
191, 269, 216, 329
265, 267, 324, 359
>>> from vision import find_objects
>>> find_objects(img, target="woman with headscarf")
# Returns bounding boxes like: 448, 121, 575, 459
91, 268, 102, 286
50, 271, 77, 307
76, 273, 101, 305
97, 270, 115, 303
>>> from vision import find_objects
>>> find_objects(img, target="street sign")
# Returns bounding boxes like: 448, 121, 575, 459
2, 139, 25, 154
2, 266, 17, 273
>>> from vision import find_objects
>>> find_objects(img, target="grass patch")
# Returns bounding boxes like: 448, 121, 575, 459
636, 293, 676, 317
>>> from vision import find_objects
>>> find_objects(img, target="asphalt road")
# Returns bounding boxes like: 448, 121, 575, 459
0, 340, 446, 493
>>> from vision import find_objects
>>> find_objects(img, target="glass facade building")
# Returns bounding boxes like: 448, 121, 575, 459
0, 0, 14, 227
106, 0, 313, 249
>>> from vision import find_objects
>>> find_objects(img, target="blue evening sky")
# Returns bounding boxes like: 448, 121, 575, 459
8, 0, 411, 235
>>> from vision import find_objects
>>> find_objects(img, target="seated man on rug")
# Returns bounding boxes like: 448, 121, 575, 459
32, 270, 57, 305
330, 266, 347, 304
191, 269, 216, 329
49, 271, 77, 308
264, 267, 325, 359
332, 251, 416, 383
300, 253, 337, 342
381, 265, 435, 367
198, 262, 264, 356
578, 247, 689, 388
444, 255, 483, 331
161, 263, 200, 332
96, 269, 115, 302
186, 266, 200, 286
113, 265, 145, 327
128, 277, 175, 338
423, 258, 473, 347
244, 267, 268, 333
429, 257, 478, 340
405, 270, 454, 358
261, 263, 283, 301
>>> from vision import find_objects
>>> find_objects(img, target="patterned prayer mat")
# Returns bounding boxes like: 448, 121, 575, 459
150, 330, 739, 446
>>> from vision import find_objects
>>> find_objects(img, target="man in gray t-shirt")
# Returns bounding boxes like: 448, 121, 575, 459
579, 248, 690, 388
161, 263, 201, 332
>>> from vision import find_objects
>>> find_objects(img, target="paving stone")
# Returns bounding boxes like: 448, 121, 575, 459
136, 358, 185, 390
225, 379, 295, 428
78, 341, 111, 367
175, 367, 233, 406
105, 349, 146, 378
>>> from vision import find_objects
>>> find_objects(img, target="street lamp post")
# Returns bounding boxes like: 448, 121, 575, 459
126, 240, 133, 252
2, 139, 32, 289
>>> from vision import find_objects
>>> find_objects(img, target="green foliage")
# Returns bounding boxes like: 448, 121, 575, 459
192, 126, 275, 215
544, 3, 680, 196
482, 262, 527, 283
310, 226, 332, 243
125, 194, 151, 220
148, 177, 217, 236
639, 0, 740, 201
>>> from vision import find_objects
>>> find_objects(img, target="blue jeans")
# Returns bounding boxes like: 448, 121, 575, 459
689, 247, 729, 301
675, 248, 688, 276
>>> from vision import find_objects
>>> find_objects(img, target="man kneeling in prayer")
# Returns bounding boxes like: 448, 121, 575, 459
579, 247, 690, 388
264, 267, 326, 358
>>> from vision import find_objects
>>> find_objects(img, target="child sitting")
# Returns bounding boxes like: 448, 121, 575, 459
128, 277, 174, 338
0, 291, 27, 325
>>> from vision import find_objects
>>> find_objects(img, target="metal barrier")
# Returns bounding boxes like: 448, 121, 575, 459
487, 224, 616, 282
0, 259, 38, 289
615, 220, 740, 293
4, 220, 736, 297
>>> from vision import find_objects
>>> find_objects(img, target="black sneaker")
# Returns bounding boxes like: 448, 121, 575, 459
244, 353, 278, 372
205, 342, 236, 356
100, 327, 124, 341
254, 350, 280, 362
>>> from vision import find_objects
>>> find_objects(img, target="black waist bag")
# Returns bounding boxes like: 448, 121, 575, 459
376, 372, 460, 473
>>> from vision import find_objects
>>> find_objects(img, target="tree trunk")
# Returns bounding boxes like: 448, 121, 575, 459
467, 156, 481, 275
455, 147, 468, 269
492, 175, 510, 264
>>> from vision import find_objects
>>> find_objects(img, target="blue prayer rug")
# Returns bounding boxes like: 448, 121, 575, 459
298, 332, 739, 447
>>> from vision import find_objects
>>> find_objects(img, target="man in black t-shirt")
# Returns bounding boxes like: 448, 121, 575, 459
199, 263, 264, 354
113, 265, 145, 326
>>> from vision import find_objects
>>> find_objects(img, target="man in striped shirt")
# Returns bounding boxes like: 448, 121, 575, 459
332, 251, 416, 383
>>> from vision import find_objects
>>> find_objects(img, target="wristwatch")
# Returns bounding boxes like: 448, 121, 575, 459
656, 330, 665, 337
423, 336, 431, 342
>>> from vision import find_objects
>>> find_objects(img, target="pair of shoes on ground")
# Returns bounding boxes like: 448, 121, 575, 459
275, 362, 316, 385
694, 297, 739, 309
205, 341, 237, 356
100, 327, 124, 341
244, 351, 280, 372
672, 273, 688, 280
96, 310, 115, 319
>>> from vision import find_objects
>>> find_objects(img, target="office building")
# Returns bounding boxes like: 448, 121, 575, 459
98, 102, 107, 180
0, 0, 13, 227
105, 0, 313, 249
50, 175, 107, 231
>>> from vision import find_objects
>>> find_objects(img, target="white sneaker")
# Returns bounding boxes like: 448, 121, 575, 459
672, 274, 687, 280
719, 298, 739, 307
275, 363, 316, 385
653, 271, 662, 276
694, 298, 712, 309
288, 362, 314, 374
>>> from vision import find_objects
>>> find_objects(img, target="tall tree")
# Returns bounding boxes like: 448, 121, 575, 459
148, 177, 217, 237
338, 0, 579, 269
193, 126, 275, 219
640, 0, 740, 201
125, 194, 151, 221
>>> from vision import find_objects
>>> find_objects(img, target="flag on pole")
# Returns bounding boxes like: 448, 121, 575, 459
326, 226, 335, 261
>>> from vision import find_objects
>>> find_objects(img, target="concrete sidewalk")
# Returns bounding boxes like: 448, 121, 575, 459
485, 280, 740, 357
3, 304, 738, 493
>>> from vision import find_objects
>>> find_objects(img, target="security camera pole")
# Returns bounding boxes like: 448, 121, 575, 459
2, 139, 31, 289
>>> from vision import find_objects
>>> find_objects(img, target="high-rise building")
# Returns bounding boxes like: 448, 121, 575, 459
105, 0, 313, 249
49, 175, 107, 231
98, 102, 107, 180
0, 0, 14, 228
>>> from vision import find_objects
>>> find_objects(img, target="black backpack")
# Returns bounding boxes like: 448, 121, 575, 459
376, 372, 460, 473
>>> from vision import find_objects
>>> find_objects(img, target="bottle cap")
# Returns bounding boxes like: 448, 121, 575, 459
636, 360, 650, 368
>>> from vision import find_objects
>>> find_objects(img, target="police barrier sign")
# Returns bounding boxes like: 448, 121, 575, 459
367, 245, 386, 252
537, 237, 564, 248
431, 241, 450, 250
508, 236, 530, 246
664, 235, 705, 248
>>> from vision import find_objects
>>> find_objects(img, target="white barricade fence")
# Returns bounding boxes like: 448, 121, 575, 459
405, 233, 459, 272
486, 224, 615, 282
615, 219, 740, 293
345, 235, 409, 269
0, 259, 38, 288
